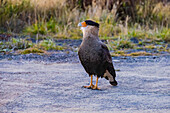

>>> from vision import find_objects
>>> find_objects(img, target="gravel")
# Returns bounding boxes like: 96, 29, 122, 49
0, 54, 170, 113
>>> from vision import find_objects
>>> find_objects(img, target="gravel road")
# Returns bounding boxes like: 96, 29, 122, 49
0, 55, 170, 113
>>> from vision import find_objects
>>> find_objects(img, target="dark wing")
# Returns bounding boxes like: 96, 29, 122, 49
78, 47, 93, 75
101, 43, 116, 77
100, 42, 112, 64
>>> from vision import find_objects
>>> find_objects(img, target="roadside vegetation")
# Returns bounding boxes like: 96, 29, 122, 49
0, 0, 170, 56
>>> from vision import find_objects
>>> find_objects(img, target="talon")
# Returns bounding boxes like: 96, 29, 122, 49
83, 75, 100, 90
92, 85, 100, 90
91, 84, 95, 88
84, 84, 94, 89
92, 76, 100, 90
84, 75, 94, 89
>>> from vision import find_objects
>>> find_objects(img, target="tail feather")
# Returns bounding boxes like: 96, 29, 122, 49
104, 63, 117, 86
107, 63, 116, 78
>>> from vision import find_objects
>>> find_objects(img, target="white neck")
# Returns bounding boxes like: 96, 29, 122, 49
81, 26, 99, 41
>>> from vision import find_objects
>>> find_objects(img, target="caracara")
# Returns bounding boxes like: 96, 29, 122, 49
78, 20, 118, 90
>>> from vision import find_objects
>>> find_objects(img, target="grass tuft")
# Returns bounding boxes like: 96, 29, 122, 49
111, 51, 152, 57
128, 51, 152, 56
20, 47, 44, 54
0, 38, 33, 52
38, 39, 64, 50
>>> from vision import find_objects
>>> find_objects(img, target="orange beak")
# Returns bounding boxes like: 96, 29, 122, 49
78, 21, 87, 27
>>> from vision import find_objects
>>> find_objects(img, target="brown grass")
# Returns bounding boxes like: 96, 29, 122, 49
0, 0, 170, 41
111, 51, 152, 57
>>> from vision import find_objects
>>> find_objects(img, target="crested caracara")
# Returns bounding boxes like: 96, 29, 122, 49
78, 20, 118, 90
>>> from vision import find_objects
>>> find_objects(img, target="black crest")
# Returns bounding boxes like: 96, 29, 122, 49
85, 20, 99, 28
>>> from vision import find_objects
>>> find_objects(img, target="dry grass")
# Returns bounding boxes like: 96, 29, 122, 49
1, 0, 169, 34
10, 0, 66, 8
0, 0, 170, 55
111, 51, 152, 57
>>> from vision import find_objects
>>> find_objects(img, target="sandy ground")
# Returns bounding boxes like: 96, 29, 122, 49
0, 55, 170, 113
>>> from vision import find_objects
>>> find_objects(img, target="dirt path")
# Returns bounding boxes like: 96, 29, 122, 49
0, 56, 170, 113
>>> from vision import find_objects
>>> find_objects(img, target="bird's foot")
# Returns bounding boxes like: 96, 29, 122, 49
92, 85, 100, 90
83, 84, 94, 89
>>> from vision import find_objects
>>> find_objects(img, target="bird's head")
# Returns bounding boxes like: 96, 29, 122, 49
78, 20, 99, 37
78, 20, 99, 28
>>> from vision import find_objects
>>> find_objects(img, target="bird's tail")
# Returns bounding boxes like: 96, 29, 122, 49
104, 64, 118, 86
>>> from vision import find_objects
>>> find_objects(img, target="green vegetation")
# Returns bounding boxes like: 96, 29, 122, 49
20, 48, 44, 54
0, 38, 33, 53
0, 0, 170, 55
0, 38, 65, 54
107, 38, 134, 52
38, 39, 64, 51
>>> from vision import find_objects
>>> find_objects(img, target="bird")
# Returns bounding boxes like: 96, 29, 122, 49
78, 20, 118, 90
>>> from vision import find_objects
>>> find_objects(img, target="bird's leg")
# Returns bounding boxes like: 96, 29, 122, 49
92, 76, 100, 90
84, 75, 94, 89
